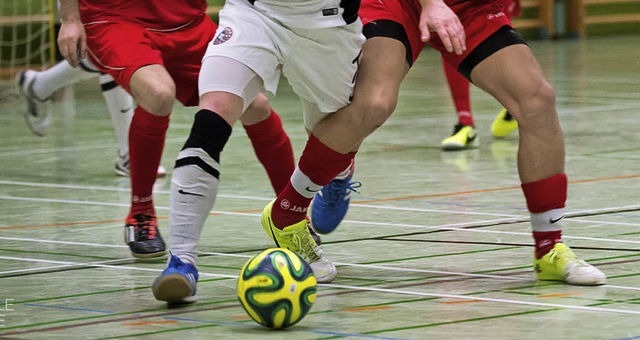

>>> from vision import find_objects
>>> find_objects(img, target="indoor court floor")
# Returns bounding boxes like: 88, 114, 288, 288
0, 34, 639, 339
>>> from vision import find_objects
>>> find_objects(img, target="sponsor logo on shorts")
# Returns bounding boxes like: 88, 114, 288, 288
213, 27, 233, 45
322, 8, 339, 16
487, 12, 506, 20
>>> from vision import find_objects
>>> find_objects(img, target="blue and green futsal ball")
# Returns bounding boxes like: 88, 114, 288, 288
237, 248, 317, 329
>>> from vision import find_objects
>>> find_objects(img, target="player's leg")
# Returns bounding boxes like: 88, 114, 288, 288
16, 60, 97, 136
264, 20, 413, 284
121, 64, 173, 258
154, 55, 259, 304
99, 73, 134, 176
440, 59, 479, 151
238, 95, 326, 243
240, 94, 295, 195
98, 72, 167, 178
83, 20, 177, 258
309, 35, 408, 234
309, 14, 415, 235
468, 27, 605, 285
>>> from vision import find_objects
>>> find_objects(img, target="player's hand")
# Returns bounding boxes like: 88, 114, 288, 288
57, 21, 87, 68
419, 1, 466, 55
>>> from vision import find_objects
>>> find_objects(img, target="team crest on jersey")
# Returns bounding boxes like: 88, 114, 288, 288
213, 27, 233, 45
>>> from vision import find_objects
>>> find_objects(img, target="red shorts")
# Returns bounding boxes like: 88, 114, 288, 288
359, 0, 513, 69
359, 0, 424, 64
84, 15, 216, 107
430, 1, 512, 70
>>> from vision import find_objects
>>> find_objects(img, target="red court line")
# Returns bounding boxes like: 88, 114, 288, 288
353, 173, 640, 204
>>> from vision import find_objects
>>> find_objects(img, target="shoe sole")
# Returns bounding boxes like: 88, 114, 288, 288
131, 249, 167, 259
152, 274, 195, 304
441, 139, 479, 151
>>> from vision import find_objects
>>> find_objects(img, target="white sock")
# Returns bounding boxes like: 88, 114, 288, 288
530, 208, 565, 232
99, 73, 133, 155
32, 60, 96, 99
290, 166, 323, 199
169, 148, 221, 265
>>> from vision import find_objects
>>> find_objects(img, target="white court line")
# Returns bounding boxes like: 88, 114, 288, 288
325, 283, 640, 316
3, 178, 640, 217
0, 180, 270, 201
0, 255, 233, 279
0, 245, 634, 291
1, 206, 639, 247
3, 191, 640, 228
1, 255, 639, 316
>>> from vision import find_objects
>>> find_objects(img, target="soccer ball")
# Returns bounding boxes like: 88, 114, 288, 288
237, 248, 317, 329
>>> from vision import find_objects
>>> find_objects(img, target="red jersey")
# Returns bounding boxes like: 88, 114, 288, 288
78, 0, 208, 30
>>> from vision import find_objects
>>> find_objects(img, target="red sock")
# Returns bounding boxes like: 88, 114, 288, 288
243, 110, 295, 195
533, 230, 562, 259
129, 107, 169, 215
443, 60, 473, 127
272, 135, 355, 228
522, 173, 567, 258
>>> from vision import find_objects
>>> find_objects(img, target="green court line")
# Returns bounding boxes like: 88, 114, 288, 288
474, 252, 640, 275
357, 294, 639, 338
197, 263, 243, 271
11, 277, 232, 305
614, 232, 640, 236
357, 309, 556, 337
0, 300, 239, 334
360, 246, 519, 265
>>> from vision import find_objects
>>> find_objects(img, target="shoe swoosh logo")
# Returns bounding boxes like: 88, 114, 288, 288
549, 216, 564, 224
120, 107, 131, 113
305, 186, 319, 193
178, 189, 204, 197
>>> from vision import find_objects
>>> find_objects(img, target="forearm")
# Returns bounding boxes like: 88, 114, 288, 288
58, 0, 81, 24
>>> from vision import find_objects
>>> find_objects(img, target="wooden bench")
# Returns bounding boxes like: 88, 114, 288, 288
511, 0, 555, 38
566, 0, 640, 38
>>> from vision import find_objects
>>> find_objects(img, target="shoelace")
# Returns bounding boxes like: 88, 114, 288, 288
547, 246, 586, 266
280, 227, 321, 263
322, 179, 362, 208
132, 214, 157, 240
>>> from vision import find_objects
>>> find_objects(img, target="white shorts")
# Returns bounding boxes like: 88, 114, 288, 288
199, 0, 364, 130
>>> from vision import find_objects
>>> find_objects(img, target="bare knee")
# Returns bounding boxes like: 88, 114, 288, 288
240, 94, 271, 125
510, 82, 557, 131
349, 95, 397, 133
135, 82, 176, 116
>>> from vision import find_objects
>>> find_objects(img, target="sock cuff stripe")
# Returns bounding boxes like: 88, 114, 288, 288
100, 80, 119, 92
175, 156, 220, 179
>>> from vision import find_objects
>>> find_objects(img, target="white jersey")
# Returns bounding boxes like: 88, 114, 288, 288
248, 0, 360, 28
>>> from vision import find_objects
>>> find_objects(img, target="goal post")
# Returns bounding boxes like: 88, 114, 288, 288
0, 0, 56, 79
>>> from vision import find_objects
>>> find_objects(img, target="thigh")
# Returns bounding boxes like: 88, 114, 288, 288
199, 55, 264, 116
84, 21, 163, 92
159, 16, 217, 107
203, 1, 282, 96
470, 43, 548, 112
430, 0, 512, 72
284, 21, 365, 117
360, 0, 424, 65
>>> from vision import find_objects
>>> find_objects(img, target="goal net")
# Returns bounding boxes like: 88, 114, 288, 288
0, 0, 55, 79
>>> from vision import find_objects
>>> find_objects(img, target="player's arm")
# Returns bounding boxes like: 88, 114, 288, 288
58, 0, 87, 67
418, 0, 466, 55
